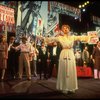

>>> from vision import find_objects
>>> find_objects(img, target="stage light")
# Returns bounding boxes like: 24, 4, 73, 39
75, 17, 77, 19
82, 9, 86, 12
79, 5, 82, 8
82, 5, 85, 7
87, 1, 89, 4
74, 16, 78, 20
84, 2, 87, 5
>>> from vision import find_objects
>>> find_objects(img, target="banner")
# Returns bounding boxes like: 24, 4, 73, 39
0, 5, 15, 33
16, 1, 48, 41
50, 1, 81, 19
47, 12, 59, 35
47, 1, 59, 36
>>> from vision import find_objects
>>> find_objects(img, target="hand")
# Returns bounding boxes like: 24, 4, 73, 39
38, 59, 41, 62
89, 34, 97, 40
3, 56, 8, 59
11, 46, 15, 49
84, 61, 86, 64
93, 59, 95, 63
47, 59, 50, 63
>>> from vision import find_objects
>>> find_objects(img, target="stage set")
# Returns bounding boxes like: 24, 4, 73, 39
0, 1, 100, 99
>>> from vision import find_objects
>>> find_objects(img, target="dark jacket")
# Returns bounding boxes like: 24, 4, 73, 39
92, 47, 100, 70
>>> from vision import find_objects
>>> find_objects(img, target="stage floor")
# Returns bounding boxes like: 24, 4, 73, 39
0, 76, 100, 99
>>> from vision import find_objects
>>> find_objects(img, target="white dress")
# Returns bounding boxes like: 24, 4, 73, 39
46, 35, 78, 92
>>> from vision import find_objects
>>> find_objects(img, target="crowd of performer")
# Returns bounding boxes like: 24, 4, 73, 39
0, 32, 100, 81
0, 34, 62, 81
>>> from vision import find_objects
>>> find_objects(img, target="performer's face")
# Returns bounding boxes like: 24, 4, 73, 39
85, 47, 88, 50
10, 37, 15, 43
53, 42, 57, 46
61, 25, 70, 34
2, 37, 6, 42
97, 41, 100, 47
41, 43, 45, 46
22, 39, 27, 44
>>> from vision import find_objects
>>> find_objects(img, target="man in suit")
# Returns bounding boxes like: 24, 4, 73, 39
92, 41, 100, 79
8, 36, 20, 79
38, 41, 49, 80
82, 46, 90, 67
48, 42, 62, 78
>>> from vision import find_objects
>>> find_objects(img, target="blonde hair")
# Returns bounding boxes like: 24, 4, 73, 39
61, 24, 70, 30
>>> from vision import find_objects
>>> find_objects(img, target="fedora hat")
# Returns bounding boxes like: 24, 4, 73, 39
21, 36, 27, 40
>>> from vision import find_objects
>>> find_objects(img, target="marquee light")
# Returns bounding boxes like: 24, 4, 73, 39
78, 1, 90, 9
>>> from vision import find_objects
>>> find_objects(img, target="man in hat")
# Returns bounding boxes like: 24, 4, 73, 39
14, 36, 33, 80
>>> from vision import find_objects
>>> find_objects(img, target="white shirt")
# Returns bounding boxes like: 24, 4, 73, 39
53, 46, 57, 56
16, 42, 32, 53
31, 46, 39, 60
75, 52, 81, 59
41, 46, 46, 54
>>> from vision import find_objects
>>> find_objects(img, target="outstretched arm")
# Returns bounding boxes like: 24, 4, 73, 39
44, 36, 59, 44
36, 35, 59, 44
73, 35, 94, 43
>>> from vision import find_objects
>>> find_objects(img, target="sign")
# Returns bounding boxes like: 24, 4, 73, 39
87, 31, 99, 44
0, 5, 15, 33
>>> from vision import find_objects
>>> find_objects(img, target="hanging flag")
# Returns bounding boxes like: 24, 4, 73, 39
36, 17, 44, 36
16, 1, 22, 27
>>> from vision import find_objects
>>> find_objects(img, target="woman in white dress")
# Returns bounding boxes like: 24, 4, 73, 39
42, 24, 92, 94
